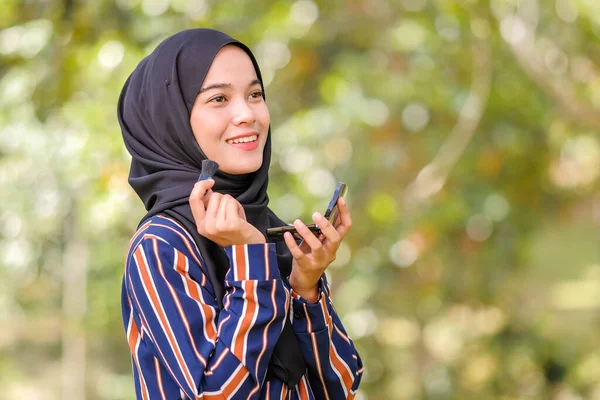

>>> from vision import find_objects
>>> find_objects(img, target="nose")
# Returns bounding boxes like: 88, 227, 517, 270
231, 97, 255, 126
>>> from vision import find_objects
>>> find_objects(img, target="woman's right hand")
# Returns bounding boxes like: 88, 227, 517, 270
189, 179, 266, 247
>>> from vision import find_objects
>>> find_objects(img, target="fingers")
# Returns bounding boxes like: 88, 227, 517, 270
202, 189, 214, 208
194, 178, 215, 195
312, 212, 341, 245
238, 202, 247, 220
283, 232, 305, 260
336, 197, 352, 236
207, 194, 246, 233
293, 219, 322, 249
203, 191, 222, 232
216, 194, 229, 225
192, 188, 260, 246
190, 179, 215, 225
225, 195, 241, 221
291, 219, 328, 264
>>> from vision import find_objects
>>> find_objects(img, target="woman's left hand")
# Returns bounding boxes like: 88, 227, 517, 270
283, 197, 352, 302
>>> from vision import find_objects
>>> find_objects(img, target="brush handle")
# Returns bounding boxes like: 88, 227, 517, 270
198, 159, 220, 181
266, 224, 322, 241
197, 172, 213, 181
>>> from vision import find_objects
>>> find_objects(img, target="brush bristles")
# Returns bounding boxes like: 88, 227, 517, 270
198, 160, 220, 181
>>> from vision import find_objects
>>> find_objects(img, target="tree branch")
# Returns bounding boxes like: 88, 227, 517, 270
499, 0, 600, 129
404, 26, 493, 206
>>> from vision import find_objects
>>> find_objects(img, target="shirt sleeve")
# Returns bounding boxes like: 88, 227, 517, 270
286, 276, 364, 400
124, 237, 289, 400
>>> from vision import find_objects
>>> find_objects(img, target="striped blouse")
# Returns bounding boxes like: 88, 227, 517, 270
121, 214, 363, 399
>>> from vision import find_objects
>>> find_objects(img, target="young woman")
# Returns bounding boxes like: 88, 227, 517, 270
118, 28, 362, 399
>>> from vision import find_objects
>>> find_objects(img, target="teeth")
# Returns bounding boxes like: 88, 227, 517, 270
227, 134, 258, 144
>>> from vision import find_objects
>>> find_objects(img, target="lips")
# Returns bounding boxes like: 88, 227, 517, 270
226, 134, 258, 144
226, 133, 260, 150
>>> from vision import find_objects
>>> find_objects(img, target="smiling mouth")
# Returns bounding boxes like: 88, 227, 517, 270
226, 134, 258, 144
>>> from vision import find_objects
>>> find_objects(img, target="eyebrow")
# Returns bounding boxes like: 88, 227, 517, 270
198, 79, 262, 95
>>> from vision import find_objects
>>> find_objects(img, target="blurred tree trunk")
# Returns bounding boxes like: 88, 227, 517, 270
61, 201, 88, 400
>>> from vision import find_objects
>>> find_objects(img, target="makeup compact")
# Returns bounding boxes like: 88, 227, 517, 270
266, 182, 348, 241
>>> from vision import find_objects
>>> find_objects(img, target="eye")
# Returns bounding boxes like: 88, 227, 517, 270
209, 95, 227, 103
249, 91, 264, 99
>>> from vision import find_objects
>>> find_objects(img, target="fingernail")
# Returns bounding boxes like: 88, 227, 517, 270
313, 212, 322, 220
339, 197, 346, 205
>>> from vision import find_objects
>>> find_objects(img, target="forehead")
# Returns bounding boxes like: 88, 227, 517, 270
203, 45, 258, 82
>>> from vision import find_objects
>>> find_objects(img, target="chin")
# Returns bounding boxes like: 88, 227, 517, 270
222, 159, 263, 175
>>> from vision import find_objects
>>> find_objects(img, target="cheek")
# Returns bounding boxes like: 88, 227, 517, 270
189, 113, 203, 144
258, 107, 270, 146
258, 104, 270, 129
190, 110, 225, 144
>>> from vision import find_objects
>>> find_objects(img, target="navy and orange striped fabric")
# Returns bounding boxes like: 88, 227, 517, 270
121, 214, 363, 399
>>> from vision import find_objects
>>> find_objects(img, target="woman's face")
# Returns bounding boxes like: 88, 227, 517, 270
190, 45, 270, 175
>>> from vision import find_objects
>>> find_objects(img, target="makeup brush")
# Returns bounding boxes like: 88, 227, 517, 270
198, 160, 220, 182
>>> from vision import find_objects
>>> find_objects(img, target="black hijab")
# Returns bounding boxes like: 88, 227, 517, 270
118, 28, 305, 387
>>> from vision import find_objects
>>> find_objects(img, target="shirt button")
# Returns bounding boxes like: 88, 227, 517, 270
293, 309, 303, 319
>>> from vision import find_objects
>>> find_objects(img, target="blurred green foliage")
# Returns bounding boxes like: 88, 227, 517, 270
1, 0, 599, 399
